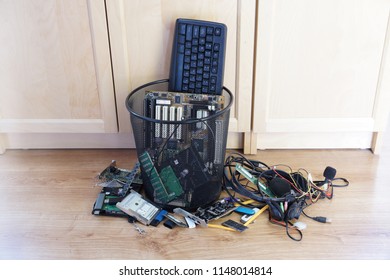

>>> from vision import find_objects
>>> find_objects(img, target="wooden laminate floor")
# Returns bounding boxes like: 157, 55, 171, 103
1, 141, 390, 259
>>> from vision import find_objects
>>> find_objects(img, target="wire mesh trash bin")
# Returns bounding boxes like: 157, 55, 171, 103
126, 79, 233, 211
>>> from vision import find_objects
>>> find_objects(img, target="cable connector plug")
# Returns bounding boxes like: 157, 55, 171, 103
313, 216, 332, 223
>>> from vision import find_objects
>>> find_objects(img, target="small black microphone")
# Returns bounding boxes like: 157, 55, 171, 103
323, 166, 336, 181
320, 166, 337, 189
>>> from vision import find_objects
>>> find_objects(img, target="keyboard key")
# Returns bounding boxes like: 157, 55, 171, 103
193, 25, 199, 38
178, 44, 185, 53
178, 35, 185, 44
186, 25, 193, 41
200, 26, 206, 37
179, 23, 186, 35
215, 27, 221, 36
207, 27, 214, 35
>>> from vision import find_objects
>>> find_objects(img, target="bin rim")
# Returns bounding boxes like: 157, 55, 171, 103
125, 79, 233, 125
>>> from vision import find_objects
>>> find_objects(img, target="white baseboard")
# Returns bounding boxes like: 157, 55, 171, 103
256, 131, 373, 150
1, 131, 374, 153
0, 132, 243, 151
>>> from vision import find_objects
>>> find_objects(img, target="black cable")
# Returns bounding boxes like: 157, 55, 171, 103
302, 209, 331, 223
222, 152, 349, 241
285, 222, 303, 241
331, 177, 349, 187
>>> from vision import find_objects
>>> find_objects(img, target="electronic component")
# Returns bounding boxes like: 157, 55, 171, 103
173, 207, 207, 227
139, 151, 177, 204
240, 207, 260, 224
234, 206, 255, 215
150, 210, 168, 227
92, 161, 143, 217
142, 91, 227, 210
163, 219, 177, 229
96, 161, 142, 196
221, 219, 248, 232
98, 161, 140, 186
184, 216, 196, 228
143, 91, 225, 167
165, 213, 188, 228
235, 163, 275, 198
92, 192, 127, 217
168, 18, 227, 95
116, 191, 160, 225
195, 198, 237, 222
166, 146, 211, 191
214, 119, 224, 164
159, 165, 184, 198
139, 147, 214, 209
293, 221, 307, 231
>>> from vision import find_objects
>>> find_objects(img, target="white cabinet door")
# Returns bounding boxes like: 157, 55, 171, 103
106, 0, 256, 151
253, 0, 390, 153
0, 0, 117, 150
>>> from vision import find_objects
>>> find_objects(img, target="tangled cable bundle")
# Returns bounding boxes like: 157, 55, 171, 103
223, 152, 349, 241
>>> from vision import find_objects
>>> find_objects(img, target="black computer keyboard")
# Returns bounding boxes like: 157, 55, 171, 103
168, 18, 227, 95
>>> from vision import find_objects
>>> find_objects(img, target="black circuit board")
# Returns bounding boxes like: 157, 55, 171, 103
143, 91, 225, 169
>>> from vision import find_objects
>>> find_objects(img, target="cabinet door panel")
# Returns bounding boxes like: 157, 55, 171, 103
253, 0, 390, 150
0, 0, 117, 133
